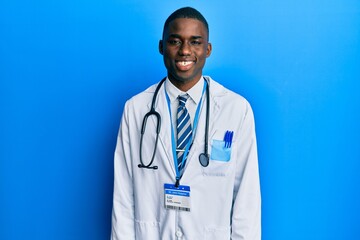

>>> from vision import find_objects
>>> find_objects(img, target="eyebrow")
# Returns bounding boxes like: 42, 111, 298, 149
168, 34, 203, 39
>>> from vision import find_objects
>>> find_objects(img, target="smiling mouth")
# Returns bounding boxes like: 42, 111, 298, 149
178, 61, 193, 66
175, 60, 195, 71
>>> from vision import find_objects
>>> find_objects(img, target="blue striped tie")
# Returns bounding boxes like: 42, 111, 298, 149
176, 94, 192, 171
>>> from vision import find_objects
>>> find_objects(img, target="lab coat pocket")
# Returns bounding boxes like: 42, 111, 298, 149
210, 139, 231, 162
202, 139, 233, 177
205, 226, 231, 240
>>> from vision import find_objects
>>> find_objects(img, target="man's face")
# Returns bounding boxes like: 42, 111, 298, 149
159, 18, 212, 90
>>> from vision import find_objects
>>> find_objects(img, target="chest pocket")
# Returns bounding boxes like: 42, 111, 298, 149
210, 139, 231, 161
201, 139, 234, 177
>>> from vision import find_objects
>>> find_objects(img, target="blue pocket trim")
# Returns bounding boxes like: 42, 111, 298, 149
210, 139, 231, 162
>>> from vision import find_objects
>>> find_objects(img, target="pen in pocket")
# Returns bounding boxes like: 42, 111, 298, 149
224, 131, 234, 148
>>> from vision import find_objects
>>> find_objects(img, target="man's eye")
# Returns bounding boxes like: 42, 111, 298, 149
168, 40, 180, 45
191, 41, 201, 45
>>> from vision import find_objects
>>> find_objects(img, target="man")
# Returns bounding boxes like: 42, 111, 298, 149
111, 7, 261, 240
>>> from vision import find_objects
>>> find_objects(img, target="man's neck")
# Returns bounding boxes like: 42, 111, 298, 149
168, 76, 202, 92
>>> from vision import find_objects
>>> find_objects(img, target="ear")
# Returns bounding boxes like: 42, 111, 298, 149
159, 40, 164, 55
206, 42, 212, 58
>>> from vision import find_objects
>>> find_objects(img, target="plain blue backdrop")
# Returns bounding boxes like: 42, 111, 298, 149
1, 0, 359, 239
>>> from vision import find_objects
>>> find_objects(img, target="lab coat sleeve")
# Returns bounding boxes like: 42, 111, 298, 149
111, 101, 135, 239
231, 101, 261, 240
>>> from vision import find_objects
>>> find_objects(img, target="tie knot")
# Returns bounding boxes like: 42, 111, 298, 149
178, 94, 189, 107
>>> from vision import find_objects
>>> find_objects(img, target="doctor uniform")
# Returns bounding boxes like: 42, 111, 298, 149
111, 76, 261, 240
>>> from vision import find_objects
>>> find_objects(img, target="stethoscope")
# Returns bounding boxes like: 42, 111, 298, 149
138, 77, 210, 170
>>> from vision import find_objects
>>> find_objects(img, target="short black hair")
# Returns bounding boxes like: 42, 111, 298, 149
162, 7, 209, 39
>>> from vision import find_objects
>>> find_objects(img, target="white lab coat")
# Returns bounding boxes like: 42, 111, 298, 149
111, 76, 261, 240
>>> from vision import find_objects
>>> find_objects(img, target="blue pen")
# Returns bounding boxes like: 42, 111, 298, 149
224, 131, 229, 148
224, 131, 234, 148
228, 131, 233, 148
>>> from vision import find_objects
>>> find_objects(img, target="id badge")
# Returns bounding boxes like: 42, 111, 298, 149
164, 183, 191, 212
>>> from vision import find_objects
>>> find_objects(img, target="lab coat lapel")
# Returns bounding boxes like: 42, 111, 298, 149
187, 78, 222, 162
208, 79, 223, 138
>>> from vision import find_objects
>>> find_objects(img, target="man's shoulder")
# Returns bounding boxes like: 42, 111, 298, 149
207, 76, 250, 106
207, 76, 254, 121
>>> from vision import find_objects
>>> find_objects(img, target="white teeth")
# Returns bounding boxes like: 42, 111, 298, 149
179, 61, 192, 66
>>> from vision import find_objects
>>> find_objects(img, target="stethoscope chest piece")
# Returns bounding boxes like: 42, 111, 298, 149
199, 153, 210, 167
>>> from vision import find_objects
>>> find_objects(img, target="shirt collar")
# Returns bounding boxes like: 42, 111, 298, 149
165, 76, 204, 105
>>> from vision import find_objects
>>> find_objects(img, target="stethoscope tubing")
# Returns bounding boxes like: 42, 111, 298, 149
138, 77, 210, 170
138, 77, 166, 169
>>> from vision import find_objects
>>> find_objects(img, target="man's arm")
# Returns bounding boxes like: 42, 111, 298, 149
231, 102, 261, 240
111, 101, 136, 239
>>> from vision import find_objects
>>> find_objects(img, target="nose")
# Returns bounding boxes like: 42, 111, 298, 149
178, 42, 191, 56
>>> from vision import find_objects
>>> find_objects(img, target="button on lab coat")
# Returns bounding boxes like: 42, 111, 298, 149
111, 76, 261, 240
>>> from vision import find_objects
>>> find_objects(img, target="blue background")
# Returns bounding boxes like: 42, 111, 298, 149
1, 0, 359, 239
